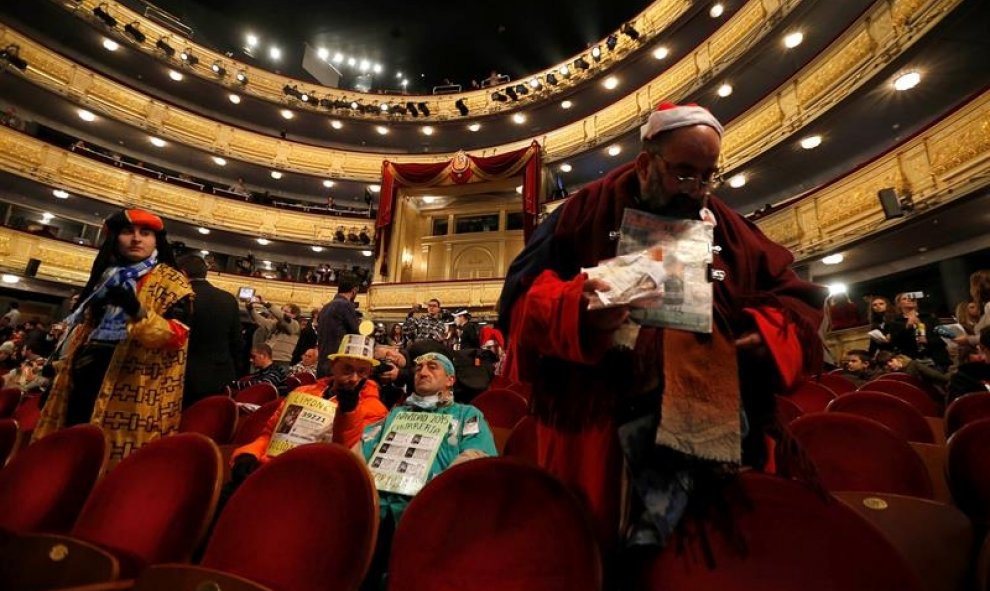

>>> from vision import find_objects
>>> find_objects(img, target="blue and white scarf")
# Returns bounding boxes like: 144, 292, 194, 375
65, 252, 158, 343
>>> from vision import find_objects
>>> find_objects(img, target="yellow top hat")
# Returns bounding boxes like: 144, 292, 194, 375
328, 334, 379, 366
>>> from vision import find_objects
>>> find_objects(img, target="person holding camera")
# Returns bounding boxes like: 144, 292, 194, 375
888, 292, 949, 371
248, 297, 301, 368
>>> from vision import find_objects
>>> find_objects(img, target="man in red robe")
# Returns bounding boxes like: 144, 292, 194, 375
499, 103, 827, 560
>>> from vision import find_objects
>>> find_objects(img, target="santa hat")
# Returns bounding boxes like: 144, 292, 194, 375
640, 102, 724, 141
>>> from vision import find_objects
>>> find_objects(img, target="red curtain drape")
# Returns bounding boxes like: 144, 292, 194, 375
374, 141, 542, 277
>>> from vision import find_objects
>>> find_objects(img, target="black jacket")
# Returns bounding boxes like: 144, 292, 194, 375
316, 294, 359, 376
183, 278, 243, 407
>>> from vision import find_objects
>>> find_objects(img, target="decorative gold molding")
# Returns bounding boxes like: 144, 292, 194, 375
0, 126, 373, 246
755, 87, 990, 260
65, 0, 692, 120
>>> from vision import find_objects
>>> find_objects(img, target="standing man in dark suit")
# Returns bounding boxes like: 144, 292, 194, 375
316, 281, 359, 377
177, 255, 243, 408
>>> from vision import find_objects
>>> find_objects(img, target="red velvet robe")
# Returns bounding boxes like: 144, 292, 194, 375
500, 162, 826, 549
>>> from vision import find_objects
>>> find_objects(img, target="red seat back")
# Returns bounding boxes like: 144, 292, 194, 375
945, 392, 990, 437
813, 373, 857, 395
233, 383, 278, 405
202, 444, 378, 591
827, 391, 935, 443
0, 388, 21, 418
282, 375, 302, 392
503, 416, 538, 464
786, 381, 837, 413
641, 472, 924, 591
775, 395, 804, 424
471, 389, 528, 430
71, 433, 222, 571
179, 395, 239, 445
233, 399, 282, 445
0, 418, 18, 467
881, 372, 945, 404
788, 413, 934, 498
0, 424, 106, 534
12, 393, 41, 432
947, 418, 990, 526
292, 371, 316, 386
389, 458, 601, 591
860, 380, 940, 417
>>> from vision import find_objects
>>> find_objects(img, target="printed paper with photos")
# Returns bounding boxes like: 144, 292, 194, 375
265, 392, 337, 458
369, 412, 452, 496
617, 209, 714, 333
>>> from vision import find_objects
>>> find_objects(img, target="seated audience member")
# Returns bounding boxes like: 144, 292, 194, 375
947, 326, 990, 402
885, 353, 949, 390
3, 356, 49, 391
288, 347, 318, 375
230, 345, 289, 392
231, 335, 388, 468
836, 349, 876, 386
954, 271, 990, 349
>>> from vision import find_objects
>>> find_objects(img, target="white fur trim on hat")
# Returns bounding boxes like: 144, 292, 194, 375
640, 102, 724, 141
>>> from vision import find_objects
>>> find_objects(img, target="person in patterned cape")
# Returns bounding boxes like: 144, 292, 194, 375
34, 209, 193, 467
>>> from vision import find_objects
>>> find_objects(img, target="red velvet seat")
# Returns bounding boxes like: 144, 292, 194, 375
640, 472, 924, 590
785, 380, 836, 413
0, 424, 106, 534
0, 418, 18, 467
775, 395, 803, 424
881, 372, 945, 404
282, 375, 303, 392
472, 390, 528, 454
860, 379, 940, 417
503, 415, 538, 465
233, 383, 278, 405
389, 457, 601, 591
0, 388, 20, 418
813, 373, 857, 395
827, 391, 935, 443
787, 413, 934, 498
945, 392, 990, 437
232, 399, 282, 445
12, 393, 41, 435
290, 371, 316, 385
946, 418, 990, 526
132, 444, 377, 591
179, 395, 238, 444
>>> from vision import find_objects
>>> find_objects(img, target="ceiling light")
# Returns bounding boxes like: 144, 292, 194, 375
800, 135, 822, 150
361, 250, 373, 257
369, 184, 381, 193
827, 282, 847, 296
591, 46, 602, 61
512, 113, 526, 124
717, 83, 733, 97
149, 137, 166, 148
607, 145, 622, 156
373, 64, 383, 74
728, 174, 746, 188
893, 71, 921, 91
347, 57, 357, 67
528, 78, 541, 89
78, 109, 96, 122
333, 52, 344, 63
359, 59, 370, 72
467, 123, 481, 132
300, 92, 309, 102
653, 46, 669, 60
558, 65, 570, 77
256, 238, 270, 245
559, 163, 572, 173
271, 171, 283, 179
376, 126, 389, 135
783, 31, 804, 49
179, 49, 198, 65
710, 3, 725, 18
168, 69, 183, 81
515, 185, 523, 194
421, 126, 434, 136
246, 34, 259, 48
200, 250, 209, 256
317, 47, 329, 60
561, 100, 573, 109
280, 109, 294, 119
236, 70, 248, 84
1, 274, 19, 285
228, 93, 241, 104
323, 180, 335, 188
350, 101, 359, 110
211, 61, 226, 77
311, 245, 324, 252
53, 189, 69, 199
212, 156, 227, 166
197, 227, 211, 235
41, 212, 54, 221
822, 254, 844, 265
603, 76, 619, 90
102, 38, 119, 52
421, 196, 437, 204
269, 46, 281, 60
330, 120, 343, 129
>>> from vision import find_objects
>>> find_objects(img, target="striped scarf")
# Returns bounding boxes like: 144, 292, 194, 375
67, 253, 158, 343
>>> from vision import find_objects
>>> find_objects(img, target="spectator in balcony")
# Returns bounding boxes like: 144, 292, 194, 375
335, 226, 347, 242
347, 227, 361, 243
359, 226, 372, 245
34, 209, 192, 467
327, 196, 336, 211
484, 70, 501, 87
228, 177, 249, 197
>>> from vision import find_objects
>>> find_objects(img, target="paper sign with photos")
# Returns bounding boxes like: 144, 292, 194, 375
369, 412, 452, 497
607, 209, 715, 333
265, 392, 337, 458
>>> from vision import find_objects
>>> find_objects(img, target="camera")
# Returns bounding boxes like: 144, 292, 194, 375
372, 360, 396, 379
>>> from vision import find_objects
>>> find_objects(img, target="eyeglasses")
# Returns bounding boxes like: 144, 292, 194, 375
654, 154, 722, 192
